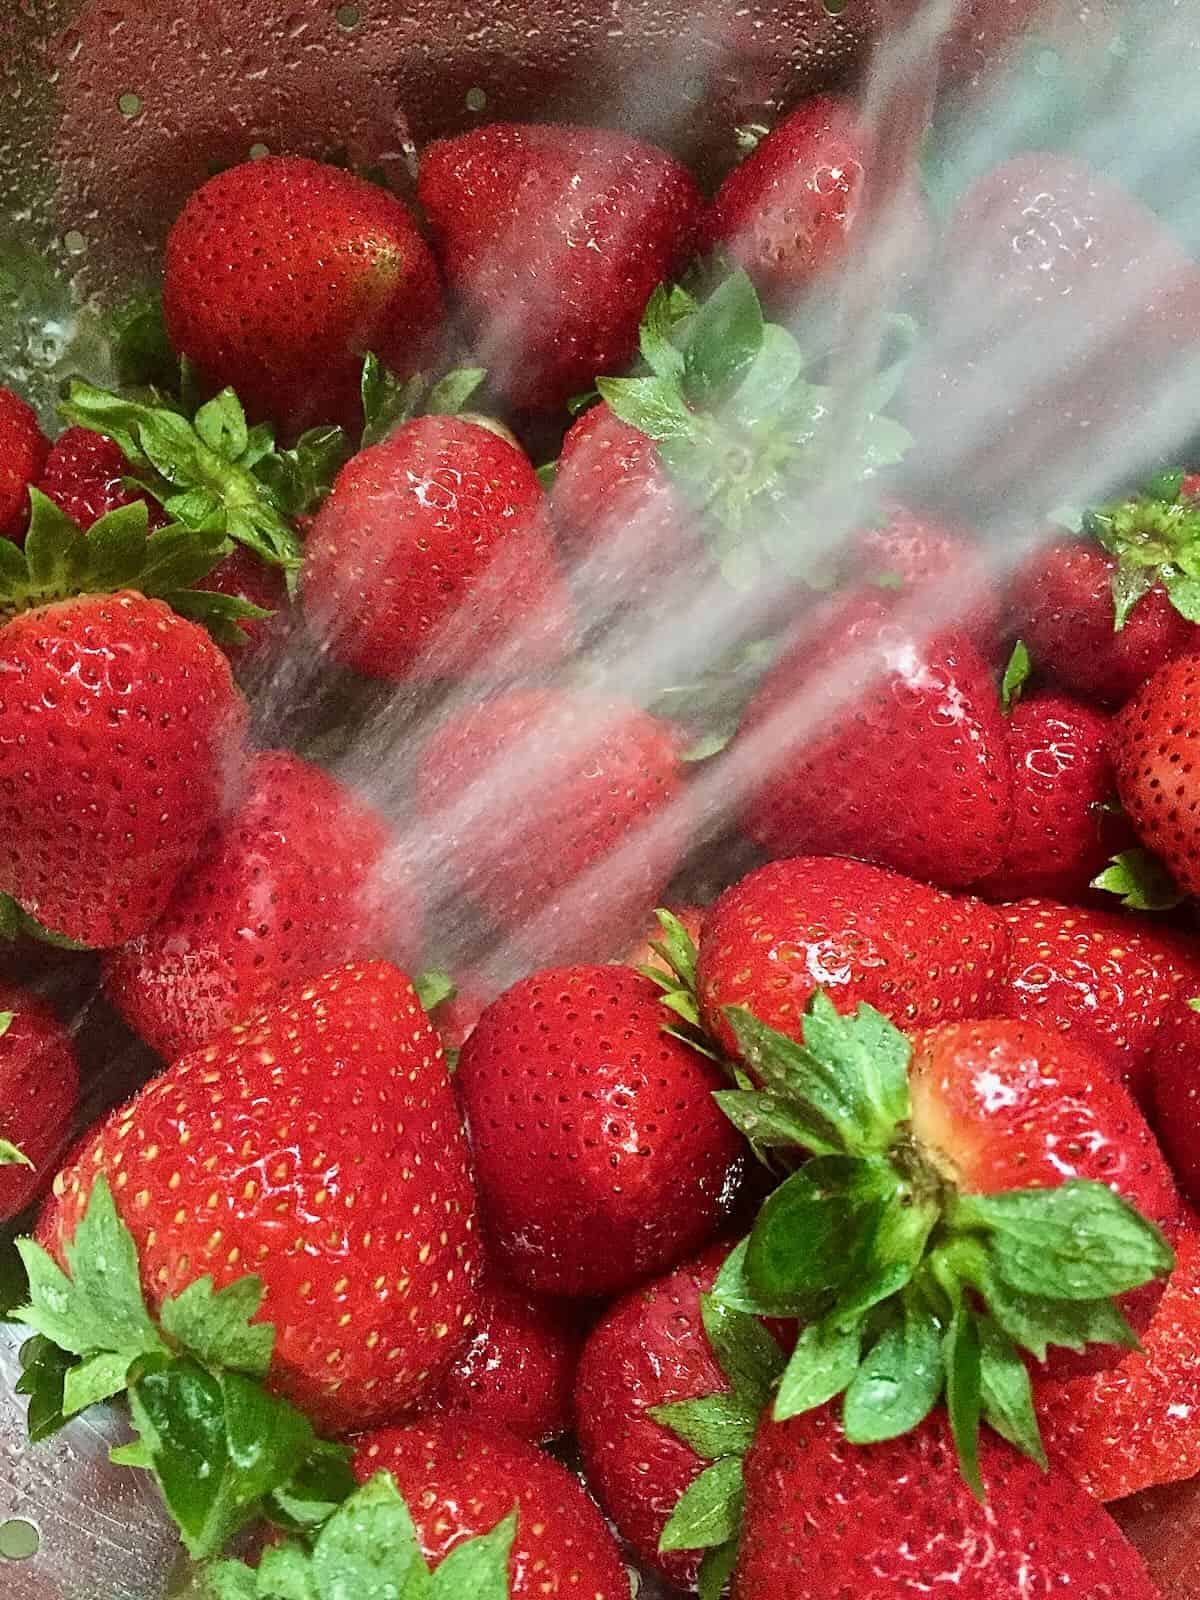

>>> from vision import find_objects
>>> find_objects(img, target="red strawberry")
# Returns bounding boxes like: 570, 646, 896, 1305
622, 902, 708, 973
352, 1419, 629, 1598
999, 898, 1200, 1099
845, 502, 1001, 652
697, 856, 1011, 1059
1148, 999, 1200, 1208
0, 388, 49, 542
428, 981, 490, 1060
0, 989, 79, 1222
417, 122, 703, 412
456, 965, 744, 1297
976, 692, 1115, 901
703, 95, 925, 309
163, 156, 443, 433
1113, 654, 1200, 895
43, 961, 481, 1433
187, 546, 285, 656
420, 1271, 582, 1444
38, 427, 167, 533
416, 689, 686, 963
552, 401, 698, 588
1011, 540, 1199, 706
737, 589, 1014, 887
301, 417, 571, 681
909, 1018, 1181, 1372
733, 1407, 1158, 1600
0, 590, 248, 947
1037, 1226, 1200, 1500
102, 751, 409, 1059
576, 1241, 761, 1591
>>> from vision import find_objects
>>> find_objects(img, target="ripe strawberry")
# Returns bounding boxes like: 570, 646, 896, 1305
844, 502, 1001, 652
417, 122, 703, 412
1011, 539, 1200, 706
737, 589, 1014, 886
37, 427, 167, 533
697, 855, 1011, 1059
1148, 999, 1200, 1207
1113, 653, 1200, 896
975, 692, 1115, 901
200, 545, 287, 655
0, 388, 49, 542
623, 902, 707, 973
163, 156, 443, 432
0, 990, 79, 1222
102, 751, 408, 1060
733, 1407, 1159, 1599
1037, 1227, 1200, 1500
703, 95, 925, 309
420, 1271, 582, 1444
0, 585, 248, 948
999, 898, 1200, 1099
301, 417, 571, 681
352, 1419, 630, 1598
43, 961, 481, 1432
455, 965, 744, 1297
416, 689, 686, 963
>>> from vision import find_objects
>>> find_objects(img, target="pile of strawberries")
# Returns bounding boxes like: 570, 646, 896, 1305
5, 47, 1200, 1600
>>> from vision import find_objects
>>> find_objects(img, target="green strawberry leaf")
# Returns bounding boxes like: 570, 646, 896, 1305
774, 1315, 864, 1421
168, 590, 274, 651
842, 1294, 944, 1444
595, 374, 702, 445
15, 1334, 75, 1442
697, 1539, 739, 1600
729, 324, 806, 430
1163, 573, 1200, 622
639, 283, 688, 383
255, 1542, 322, 1598
360, 354, 488, 449
195, 391, 250, 460
713, 1089, 837, 1157
253, 426, 348, 520
159, 1276, 274, 1380
308, 1473, 430, 1597
0, 893, 90, 950
264, 1442, 359, 1536
0, 1011, 12, 1038
1110, 563, 1158, 631
649, 1392, 759, 1461
1091, 848, 1184, 912
108, 294, 180, 392
944, 1306, 984, 1501
977, 1315, 1047, 1469
0, 1139, 32, 1169
1000, 639, 1032, 713
425, 368, 488, 419
200, 1563, 262, 1600
681, 270, 765, 405
952, 1180, 1175, 1300
413, 970, 457, 1015
700, 1294, 787, 1408
535, 461, 557, 489
429, 1509, 515, 1600
977, 1267, 1139, 1364
659, 1455, 744, 1554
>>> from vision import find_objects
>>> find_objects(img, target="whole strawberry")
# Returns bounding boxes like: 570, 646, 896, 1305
1113, 653, 1200, 895
737, 589, 1014, 886
41, 961, 481, 1433
417, 122, 702, 411
0, 989, 79, 1222
697, 855, 1011, 1058
0, 387, 49, 542
456, 965, 743, 1297
733, 1408, 1158, 1599
352, 1419, 630, 1598
38, 427, 167, 533
420, 1271, 582, 1444
976, 691, 1115, 901
416, 689, 686, 963
103, 751, 408, 1059
704, 94, 924, 308
1000, 897, 1200, 1098
301, 417, 571, 680
164, 156, 443, 431
0, 495, 249, 947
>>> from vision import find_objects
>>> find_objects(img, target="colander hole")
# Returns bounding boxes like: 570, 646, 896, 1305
465, 86, 487, 112
63, 231, 87, 256
823, 0, 849, 13
0, 1520, 39, 1561
117, 92, 142, 118
249, 143, 271, 160
335, 4, 361, 27
1035, 48, 1062, 77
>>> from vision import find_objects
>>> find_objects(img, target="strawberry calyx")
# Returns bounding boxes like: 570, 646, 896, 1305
1083, 469, 1200, 629
59, 380, 349, 587
0, 893, 90, 951
1091, 846, 1184, 911
593, 271, 913, 588
14, 1176, 354, 1560
201, 1475, 517, 1599
0, 489, 269, 651
999, 639, 1032, 713
359, 354, 488, 448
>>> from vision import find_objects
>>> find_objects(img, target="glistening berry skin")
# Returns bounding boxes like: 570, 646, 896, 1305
0, 387, 49, 542
455, 965, 745, 1298
1113, 653, 1200, 897
0, 987, 79, 1222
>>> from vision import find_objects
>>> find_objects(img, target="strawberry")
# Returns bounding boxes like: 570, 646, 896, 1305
697, 856, 1011, 1059
352, 1419, 630, 1598
1148, 999, 1200, 1208
0, 492, 250, 948
102, 750, 408, 1060
975, 691, 1115, 901
455, 965, 744, 1297
999, 897, 1200, 1099
163, 156, 443, 432
1113, 653, 1200, 896
1037, 1227, 1200, 1500
417, 122, 703, 412
38, 960, 481, 1433
733, 1407, 1159, 1599
737, 589, 1014, 886
300, 417, 571, 681
416, 689, 687, 963
0, 388, 49, 542
703, 95, 924, 309
420, 1271, 582, 1444
38, 426, 168, 533
844, 502, 1001, 652
1011, 538, 1200, 707
199, 545, 286, 655
623, 902, 707, 973
0, 990, 79, 1222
